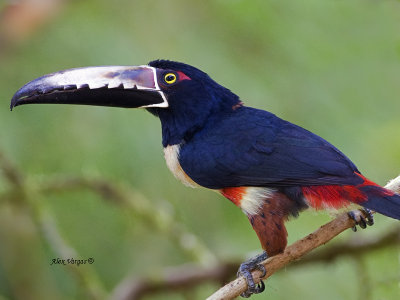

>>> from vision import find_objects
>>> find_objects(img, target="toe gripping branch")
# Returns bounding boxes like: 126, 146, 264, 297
348, 208, 374, 232
236, 209, 373, 298
237, 251, 268, 298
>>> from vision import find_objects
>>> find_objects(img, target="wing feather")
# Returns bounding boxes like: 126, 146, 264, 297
179, 107, 362, 189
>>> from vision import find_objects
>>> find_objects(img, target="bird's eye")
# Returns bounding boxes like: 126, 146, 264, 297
164, 73, 177, 84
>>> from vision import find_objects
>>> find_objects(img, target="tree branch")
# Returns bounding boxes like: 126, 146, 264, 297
2, 150, 399, 299
110, 263, 238, 300
108, 226, 399, 300
291, 226, 400, 267
207, 176, 400, 300
38, 176, 217, 264
0, 152, 107, 300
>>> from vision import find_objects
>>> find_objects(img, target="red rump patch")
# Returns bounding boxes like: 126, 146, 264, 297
302, 172, 393, 209
354, 172, 394, 196
177, 71, 191, 81
221, 187, 247, 207
302, 185, 366, 209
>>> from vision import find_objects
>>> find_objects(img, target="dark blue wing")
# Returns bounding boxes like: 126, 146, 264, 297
179, 107, 363, 189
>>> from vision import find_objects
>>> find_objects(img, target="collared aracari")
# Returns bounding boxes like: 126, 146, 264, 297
11, 60, 400, 297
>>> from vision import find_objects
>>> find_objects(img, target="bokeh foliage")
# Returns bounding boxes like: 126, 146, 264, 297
0, 0, 399, 299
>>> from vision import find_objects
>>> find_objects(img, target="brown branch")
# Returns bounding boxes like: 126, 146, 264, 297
292, 226, 400, 267
208, 213, 362, 299
2, 149, 399, 299
207, 176, 400, 300
385, 175, 400, 194
39, 211, 107, 300
110, 263, 238, 300
38, 176, 217, 264
0, 152, 107, 300
0, 152, 24, 188
109, 226, 399, 300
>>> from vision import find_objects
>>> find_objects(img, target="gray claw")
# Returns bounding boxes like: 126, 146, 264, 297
359, 215, 367, 229
364, 208, 374, 226
348, 209, 374, 231
238, 251, 268, 298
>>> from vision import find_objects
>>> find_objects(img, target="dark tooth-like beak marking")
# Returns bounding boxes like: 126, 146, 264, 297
10, 65, 168, 110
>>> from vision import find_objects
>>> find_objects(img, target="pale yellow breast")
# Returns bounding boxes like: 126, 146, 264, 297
163, 144, 199, 188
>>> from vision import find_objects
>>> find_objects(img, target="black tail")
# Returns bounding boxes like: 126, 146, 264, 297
359, 185, 400, 220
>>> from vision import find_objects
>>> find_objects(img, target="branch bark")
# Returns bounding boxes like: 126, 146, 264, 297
2, 150, 399, 299
291, 226, 400, 267
110, 263, 238, 300
108, 227, 399, 300
207, 176, 400, 300
38, 176, 217, 264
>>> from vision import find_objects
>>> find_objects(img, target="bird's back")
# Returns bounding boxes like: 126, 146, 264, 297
179, 106, 362, 190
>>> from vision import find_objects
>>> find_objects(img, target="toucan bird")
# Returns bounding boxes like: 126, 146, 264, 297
11, 60, 400, 297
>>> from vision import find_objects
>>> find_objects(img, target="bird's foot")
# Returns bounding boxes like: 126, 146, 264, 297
348, 208, 374, 232
237, 251, 268, 298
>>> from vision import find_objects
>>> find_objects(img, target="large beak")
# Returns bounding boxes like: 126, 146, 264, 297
10, 66, 168, 110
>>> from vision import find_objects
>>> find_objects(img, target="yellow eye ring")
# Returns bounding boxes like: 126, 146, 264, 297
164, 73, 177, 84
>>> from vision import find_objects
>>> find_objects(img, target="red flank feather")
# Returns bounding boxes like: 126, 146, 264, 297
302, 185, 365, 209
302, 172, 394, 209
221, 187, 247, 207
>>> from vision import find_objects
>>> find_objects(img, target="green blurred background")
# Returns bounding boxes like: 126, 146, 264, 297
0, 0, 399, 299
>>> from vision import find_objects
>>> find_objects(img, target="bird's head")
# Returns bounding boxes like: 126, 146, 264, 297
11, 60, 241, 146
